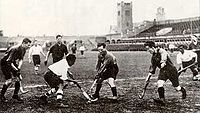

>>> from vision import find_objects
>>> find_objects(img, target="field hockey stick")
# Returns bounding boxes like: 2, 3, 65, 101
89, 79, 97, 93
138, 73, 151, 99
66, 79, 92, 101
65, 72, 92, 101
89, 68, 107, 93
178, 62, 197, 75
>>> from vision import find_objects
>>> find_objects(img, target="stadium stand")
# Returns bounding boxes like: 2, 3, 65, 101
104, 16, 200, 51
132, 17, 200, 37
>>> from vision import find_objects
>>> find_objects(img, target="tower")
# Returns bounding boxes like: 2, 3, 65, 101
117, 1, 133, 37
156, 7, 165, 21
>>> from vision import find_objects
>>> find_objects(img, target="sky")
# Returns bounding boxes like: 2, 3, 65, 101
0, 0, 199, 36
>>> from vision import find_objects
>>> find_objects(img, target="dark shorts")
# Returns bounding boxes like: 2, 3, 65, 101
195, 50, 200, 68
101, 64, 119, 80
72, 50, 76, 54
182, 59, 198, 70
1, 59, 18, 80
181, 59, 198, 76
158, 65, 179, 87
32, 55, 41, 66
53, 57, 63, 63
80, 51, 84, 55
44, 70, 63, 88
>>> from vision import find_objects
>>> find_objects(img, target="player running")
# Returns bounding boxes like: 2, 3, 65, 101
144, 41, 186, 105
177, 45, 199, 81
40, 54, 77, 107
0, 38, 31, 103
91, 43, 119, 102
28, 40, 46, 74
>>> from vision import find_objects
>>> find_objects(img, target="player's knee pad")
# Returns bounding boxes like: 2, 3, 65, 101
157, 80, 165, 88
5, 79, 12, 85
108, 78, 115, 87
175, 86, 181, 91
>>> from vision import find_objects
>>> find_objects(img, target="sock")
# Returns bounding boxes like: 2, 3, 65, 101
56, 89, 63, 100
180, 87, 186, 99
111, 87, 117, 97
94, 84, 102, 98
158, 87, 165, 99
1, 84, 9, 96
13, 81, 20, 96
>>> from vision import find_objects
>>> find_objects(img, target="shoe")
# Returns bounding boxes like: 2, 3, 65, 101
196, 75, 200, 81
56, 103, 69, 108
35, 71, 39, 75
91, 98, 98, 102
40, 95, 48, 104
91, 94, 99, 102
153, 98, 165, 106
181, 87, 186, 99
0, 95, 8, 103
56, 99, 68, 108
112, 96, 117, 100
12, 95, 23, 102
20, 90, 29, 94
193, 76, 198, 81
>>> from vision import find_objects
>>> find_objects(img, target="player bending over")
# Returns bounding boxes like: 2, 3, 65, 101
188, 35, 200, 71
0, 38, 31, 103
177, 45, 200, 81
91, 43, 119, 101
144, 41, 186, 105
40, 54, 76, 107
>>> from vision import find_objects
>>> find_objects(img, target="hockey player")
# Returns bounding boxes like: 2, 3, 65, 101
0, 38, 31, 103
177, 44, 199, 81
144, 41, 186, 105
28, 40, 46, 74
40, 54, 76, 107
91, 43, 119, 102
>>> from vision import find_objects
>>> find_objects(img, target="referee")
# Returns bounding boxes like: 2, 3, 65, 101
44, 35, 68, 65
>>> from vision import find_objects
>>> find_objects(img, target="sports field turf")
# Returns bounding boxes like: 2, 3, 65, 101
1, 51, 200, 113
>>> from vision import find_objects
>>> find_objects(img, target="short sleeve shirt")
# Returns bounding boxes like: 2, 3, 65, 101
48, 59, 70, 80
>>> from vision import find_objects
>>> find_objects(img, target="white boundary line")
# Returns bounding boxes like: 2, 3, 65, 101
0, 74, 196, 90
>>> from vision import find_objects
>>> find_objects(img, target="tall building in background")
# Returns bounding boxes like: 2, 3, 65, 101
117, 1, 133, 37
156, 7, 165, 21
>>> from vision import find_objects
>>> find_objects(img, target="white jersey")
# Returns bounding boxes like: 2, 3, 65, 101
177, 50, 197, 64
29, 45, 43, 56
79, 46, 86, 51
48, 59, 70, 80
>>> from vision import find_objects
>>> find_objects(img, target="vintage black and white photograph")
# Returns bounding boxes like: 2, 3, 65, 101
0, 0, 200, 112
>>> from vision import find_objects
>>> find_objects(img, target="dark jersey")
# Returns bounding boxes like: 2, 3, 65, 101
1, 45, 26, 64
49, 43, 68, 63
149, 48, 174, 74
96, 50, 117, 73
188, 42, 200, 50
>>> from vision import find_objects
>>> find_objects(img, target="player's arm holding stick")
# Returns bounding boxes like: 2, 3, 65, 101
89, 63, 107, 93
178, 62, 197, 74
139, 73, 152, 99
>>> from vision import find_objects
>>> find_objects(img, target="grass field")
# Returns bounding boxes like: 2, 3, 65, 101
1, 51, 200, 113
